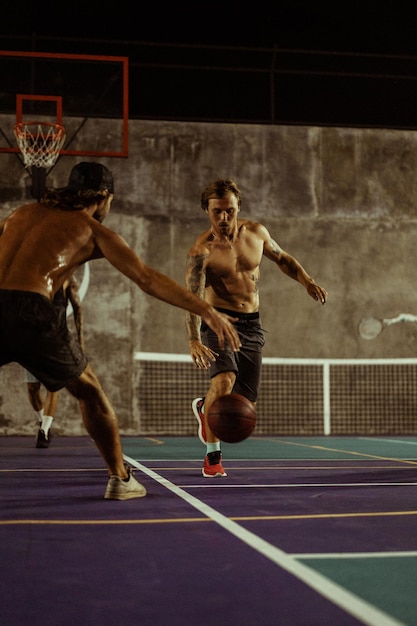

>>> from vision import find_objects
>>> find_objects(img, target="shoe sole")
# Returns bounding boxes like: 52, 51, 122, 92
202, 470, 227, 477
104, 489, 147, 500
192, 398, 206, 444
104, 487, 146, 500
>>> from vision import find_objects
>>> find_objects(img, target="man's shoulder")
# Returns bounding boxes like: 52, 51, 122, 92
2, 202, 46, 225
188, 229, 212, 254
11, 201, 41, 213
238, 219, 268, 238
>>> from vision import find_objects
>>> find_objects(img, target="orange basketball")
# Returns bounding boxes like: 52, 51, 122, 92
207, 393, 256, 443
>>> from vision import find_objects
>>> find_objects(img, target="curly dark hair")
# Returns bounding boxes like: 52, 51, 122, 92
200, 179, 242, 212
41, 187, 109, 211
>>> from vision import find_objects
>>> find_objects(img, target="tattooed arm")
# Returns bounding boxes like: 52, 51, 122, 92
185, 247, 221, 369
185, 251, 207, 343
262, 225, 328, 304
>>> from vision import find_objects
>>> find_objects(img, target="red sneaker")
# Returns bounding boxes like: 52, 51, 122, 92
203, 451, 227, 477
192, 397, 206, 444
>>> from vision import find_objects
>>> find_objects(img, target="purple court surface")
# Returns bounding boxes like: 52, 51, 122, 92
1, 435, 417, 625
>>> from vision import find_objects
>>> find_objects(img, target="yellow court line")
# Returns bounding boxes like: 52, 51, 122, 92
143, 437, 165, 445
2, 509, 417, 525
269, 438, 417, 466
231, 510, 417, 521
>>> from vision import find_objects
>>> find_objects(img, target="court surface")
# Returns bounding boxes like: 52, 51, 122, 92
1, 435, 416, 625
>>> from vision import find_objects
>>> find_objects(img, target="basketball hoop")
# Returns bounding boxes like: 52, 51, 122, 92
14, 121, 66, 169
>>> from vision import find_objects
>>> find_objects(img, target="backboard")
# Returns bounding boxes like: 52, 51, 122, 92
0, 50, 129, 160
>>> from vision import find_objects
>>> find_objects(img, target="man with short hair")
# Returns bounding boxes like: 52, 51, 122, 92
0, 163, 240, 499
186, 178, 327, 477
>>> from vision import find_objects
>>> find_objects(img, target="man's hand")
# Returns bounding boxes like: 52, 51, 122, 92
189, 339, 219, 369
201, 308, 240, 351
306, 282, 328, 304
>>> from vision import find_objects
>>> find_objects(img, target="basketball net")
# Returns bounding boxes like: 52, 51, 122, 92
13, 121, 66, 200
14, 121, 66, 169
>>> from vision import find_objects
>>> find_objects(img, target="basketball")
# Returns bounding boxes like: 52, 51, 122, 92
207, 393, 256, 443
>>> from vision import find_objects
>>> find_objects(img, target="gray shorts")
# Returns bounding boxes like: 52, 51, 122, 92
201, 308, 265, 402
0, 289, 88, 392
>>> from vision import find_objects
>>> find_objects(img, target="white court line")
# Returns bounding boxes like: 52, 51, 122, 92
180, 482, 417, 489
124, 453, 405, 626
294, 551, 417, 559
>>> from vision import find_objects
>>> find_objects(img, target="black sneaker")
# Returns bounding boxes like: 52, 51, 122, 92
36, 428, 51, 449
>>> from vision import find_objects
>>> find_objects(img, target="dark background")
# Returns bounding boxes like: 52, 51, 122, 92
1, 1, 417, 128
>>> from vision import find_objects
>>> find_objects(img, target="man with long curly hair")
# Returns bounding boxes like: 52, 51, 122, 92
0, 162, 240, 499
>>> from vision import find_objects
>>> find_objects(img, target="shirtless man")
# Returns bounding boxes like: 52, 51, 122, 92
0, 162, 240, 500
185, 178, 328, 477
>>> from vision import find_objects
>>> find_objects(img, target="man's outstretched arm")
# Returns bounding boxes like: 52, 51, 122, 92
94, 224, 241, 351
263, 228, 328, 305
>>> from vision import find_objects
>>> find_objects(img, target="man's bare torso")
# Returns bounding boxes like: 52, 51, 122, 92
0, 202, 100, 299
201, 220, 265, 313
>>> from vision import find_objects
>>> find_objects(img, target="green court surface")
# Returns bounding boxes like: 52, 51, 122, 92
122, 435, 417, 462
299, 556, 417, 625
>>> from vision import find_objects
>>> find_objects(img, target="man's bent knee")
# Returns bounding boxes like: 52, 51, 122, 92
66, 364, 101, 399
211, 371, 236, 396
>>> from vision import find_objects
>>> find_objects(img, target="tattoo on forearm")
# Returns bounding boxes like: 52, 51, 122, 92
185, 254, 208, 341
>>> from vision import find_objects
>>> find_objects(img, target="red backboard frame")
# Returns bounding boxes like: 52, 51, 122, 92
0, 50, 129, 158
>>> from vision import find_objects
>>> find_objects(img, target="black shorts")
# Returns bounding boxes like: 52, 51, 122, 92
201, 308, 265, 402
0, 289, 88, 392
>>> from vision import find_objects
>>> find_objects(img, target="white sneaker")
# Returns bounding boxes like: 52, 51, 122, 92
192, 397, 206, 444
104, 466, 146, 500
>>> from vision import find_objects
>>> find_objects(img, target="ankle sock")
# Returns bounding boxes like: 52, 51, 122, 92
207, 441, 221, 454
40, 415, 53, 433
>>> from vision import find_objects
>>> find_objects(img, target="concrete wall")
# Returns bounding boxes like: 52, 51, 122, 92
1, 119, 417, 435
